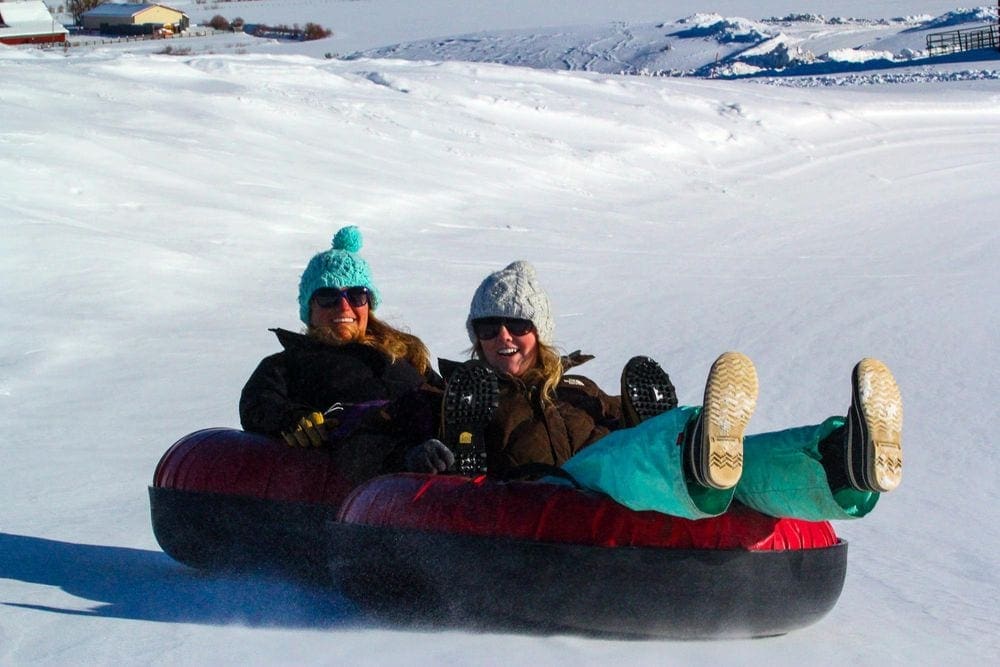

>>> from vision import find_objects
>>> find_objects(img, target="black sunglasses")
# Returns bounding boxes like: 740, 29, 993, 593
312, 286, 370, 309
472, 317, 535, 340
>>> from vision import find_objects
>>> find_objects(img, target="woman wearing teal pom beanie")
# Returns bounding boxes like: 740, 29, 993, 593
239, 226, 446, 482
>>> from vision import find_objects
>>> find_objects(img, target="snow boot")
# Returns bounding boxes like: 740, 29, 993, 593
846, 358, 903, 493
687, 352, 758, 490
441, 361, 499, 476
621, 356, 678, 426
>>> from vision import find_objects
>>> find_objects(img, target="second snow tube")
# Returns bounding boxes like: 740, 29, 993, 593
149, 428, 355, 573
329, 474, 846, 638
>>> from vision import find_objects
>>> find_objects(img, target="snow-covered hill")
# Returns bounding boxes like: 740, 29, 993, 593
49, 1, 1000, 83
2, 1, 999, 664
354, 10, 1000, 80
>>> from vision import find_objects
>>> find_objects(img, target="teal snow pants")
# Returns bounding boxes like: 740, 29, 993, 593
559, 406, 879, 520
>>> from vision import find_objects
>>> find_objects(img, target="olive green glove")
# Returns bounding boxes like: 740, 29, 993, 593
281, 411, 328, 447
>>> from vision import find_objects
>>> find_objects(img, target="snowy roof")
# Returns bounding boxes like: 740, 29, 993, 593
0, 1, 68, 37
81, 3, 184, 19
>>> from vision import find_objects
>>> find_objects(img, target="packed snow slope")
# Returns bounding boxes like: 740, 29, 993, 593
2, 1, 999, 664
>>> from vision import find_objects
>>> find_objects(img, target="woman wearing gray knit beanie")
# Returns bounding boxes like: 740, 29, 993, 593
430, 260, 903, 525
465, 261, 557, 383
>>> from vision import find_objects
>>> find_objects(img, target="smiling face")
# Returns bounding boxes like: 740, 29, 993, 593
309, 288, 369, 341
478, 322, 539, 377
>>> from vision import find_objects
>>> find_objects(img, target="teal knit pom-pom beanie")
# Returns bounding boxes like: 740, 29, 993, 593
298, 226, 380, 323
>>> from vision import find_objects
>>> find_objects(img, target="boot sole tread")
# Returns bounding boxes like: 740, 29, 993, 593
698, 352, 758, 489
848, 358, 903, 493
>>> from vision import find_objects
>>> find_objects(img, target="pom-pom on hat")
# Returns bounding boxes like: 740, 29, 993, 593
298, 226, 380, 323
466, 260, 554, 345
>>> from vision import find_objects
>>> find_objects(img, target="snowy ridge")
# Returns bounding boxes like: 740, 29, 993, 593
352, 8, 999, 80
916, 6, 999, 29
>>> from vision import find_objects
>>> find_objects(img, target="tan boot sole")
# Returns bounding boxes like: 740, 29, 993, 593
701, 352, 759, 489
855, 358, 903, 492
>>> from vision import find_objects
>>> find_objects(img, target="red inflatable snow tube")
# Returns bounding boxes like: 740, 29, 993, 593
153, 427, 357, 507
153, 428, 837, 553
338, 473, 838, 551
150, 428, 848, 637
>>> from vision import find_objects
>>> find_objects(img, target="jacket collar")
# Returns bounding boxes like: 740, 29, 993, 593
270, 327, 366, 354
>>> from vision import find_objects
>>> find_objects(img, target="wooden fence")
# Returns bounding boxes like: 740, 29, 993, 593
926, 24, 999, 56
37, 29, 219, 49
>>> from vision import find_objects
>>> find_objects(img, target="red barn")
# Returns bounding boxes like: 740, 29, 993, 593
0, 1, 68, 45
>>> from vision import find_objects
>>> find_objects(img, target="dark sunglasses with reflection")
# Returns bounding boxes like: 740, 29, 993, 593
472, 317, 535, 340
311, 286, 370, 309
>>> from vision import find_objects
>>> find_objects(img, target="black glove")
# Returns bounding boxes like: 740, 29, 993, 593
404, 439, 455, 473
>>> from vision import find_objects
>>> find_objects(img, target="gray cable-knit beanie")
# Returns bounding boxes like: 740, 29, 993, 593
466, 261, 554, 344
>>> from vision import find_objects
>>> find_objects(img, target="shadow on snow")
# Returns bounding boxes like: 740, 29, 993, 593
0, 532, 362, 628
727, 47, 1000, 79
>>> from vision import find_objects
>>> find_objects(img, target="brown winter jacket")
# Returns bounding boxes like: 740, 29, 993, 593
442, 354, 624, 476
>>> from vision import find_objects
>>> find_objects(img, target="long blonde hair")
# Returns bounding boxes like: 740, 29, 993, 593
308, 312, 432, 376
473, 340, 564, 403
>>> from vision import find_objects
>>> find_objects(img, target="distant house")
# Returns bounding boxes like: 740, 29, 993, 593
0, 0, 68, 45
81, 3, 188, 35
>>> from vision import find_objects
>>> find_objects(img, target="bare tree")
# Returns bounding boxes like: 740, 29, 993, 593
207, 15, 230, 31
303, 23, 332, 40
67, 0, 103, 24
